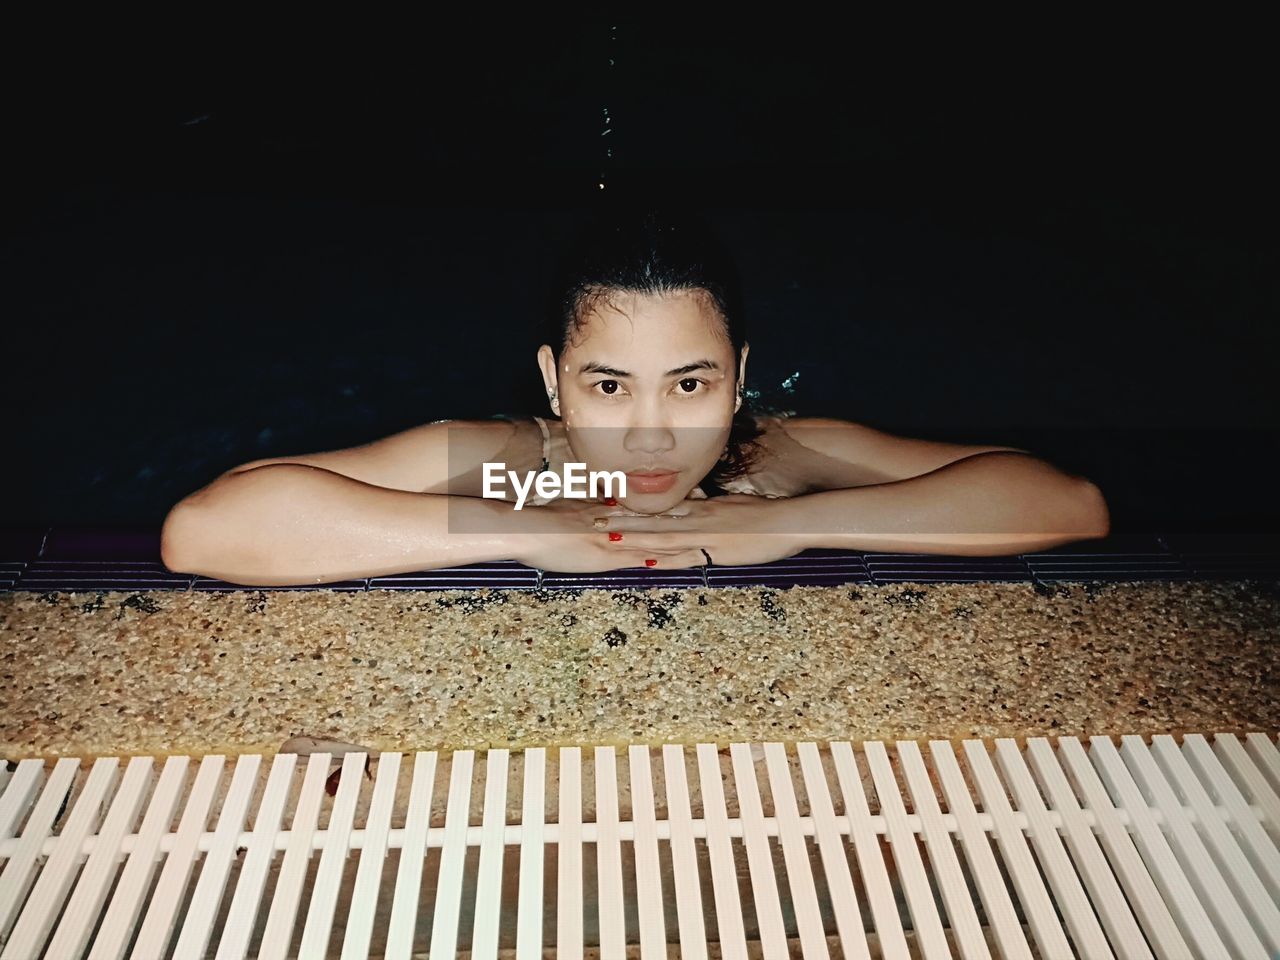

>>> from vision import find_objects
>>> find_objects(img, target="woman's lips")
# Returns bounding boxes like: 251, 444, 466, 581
625, 471, 679, 494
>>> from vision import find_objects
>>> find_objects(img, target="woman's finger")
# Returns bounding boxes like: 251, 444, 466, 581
596, 513, 705, 532
610, 548, 690, 562
604, 535, 690, 555
643, 548, 710, 569
603, 530, 703, 550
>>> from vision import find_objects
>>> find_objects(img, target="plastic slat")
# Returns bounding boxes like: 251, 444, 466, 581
897, 741, 992, 960
341, 751, 401, 960
829, 740, 911, 958
662, 745, 709, 960
256, 753, 332, 960
170, 757, 262, 960
629, 745, 668, 958
429, 749, 475, 960
695, 742, 749, 960
0, 761, 43, 843
0, 758, 79, 946
1023, 738, 1156, 960
594, 745, 626, 960
214, 751, 298, 960
862, 741, 951, 959
729, 742, 790, 959
130, 755, 232, 960
795, 741, 872, 960
471, 748, 511, 959
929, 741, 1033, 960
1245, 733, 1280, 796
297, 750, 366, 958
1155, 735, 1280, 950
3, 757, 119, 959
44, 756, 154, 960
88, 756, 192, 960
993, 738, 1115, 959
1086, 736, 1233, 959
515, 748, 546, 960
1181, 735, 1280, 896
762, 742, 831, 960
556, 747, 584, 959
1054, 738, 1191, 959
962, 739, 1073, 959
1211, 734, 1280, 849
1117, 735, 1269, 957
385, 751, 437, 959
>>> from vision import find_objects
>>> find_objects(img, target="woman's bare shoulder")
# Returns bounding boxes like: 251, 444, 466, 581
204, 417, 524, 498
418, 416, 544, 497
739, 413, 892, 494
718, 412, 812, 497
759, 415, 1034, 487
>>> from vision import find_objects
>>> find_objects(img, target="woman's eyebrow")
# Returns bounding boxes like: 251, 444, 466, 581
578, 359, 723, 378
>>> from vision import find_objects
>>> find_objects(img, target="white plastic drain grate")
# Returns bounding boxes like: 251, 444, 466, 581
1, 733, 1278, 958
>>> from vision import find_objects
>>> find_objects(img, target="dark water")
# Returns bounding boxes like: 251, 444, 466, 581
3, 32, 1276, 532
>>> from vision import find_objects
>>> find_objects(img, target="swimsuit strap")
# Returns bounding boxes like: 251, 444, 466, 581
532, 415, 552, 471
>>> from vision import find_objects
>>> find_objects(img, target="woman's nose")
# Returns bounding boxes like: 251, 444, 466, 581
624, 424, 676, 454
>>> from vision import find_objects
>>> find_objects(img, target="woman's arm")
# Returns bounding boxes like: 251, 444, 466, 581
597, 452, 1110, 561
161, 464, 519, 586
775, 451, 1110, 555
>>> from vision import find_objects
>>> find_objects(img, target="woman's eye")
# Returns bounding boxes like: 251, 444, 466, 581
592, 379, 705, 397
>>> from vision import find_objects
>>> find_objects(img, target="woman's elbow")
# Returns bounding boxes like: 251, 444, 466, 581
1074, 479, 1111, 539
159, 501, 205, 572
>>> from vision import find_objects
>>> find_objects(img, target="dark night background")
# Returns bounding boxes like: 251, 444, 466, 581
2, 24, 1276, 533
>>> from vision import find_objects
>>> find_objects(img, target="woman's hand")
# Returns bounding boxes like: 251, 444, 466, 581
502, 493, 805, 572
590, 493, 808, 568
503, 496, 709, 573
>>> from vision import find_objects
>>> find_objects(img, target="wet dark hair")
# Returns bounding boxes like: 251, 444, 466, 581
542, 208, 767, 496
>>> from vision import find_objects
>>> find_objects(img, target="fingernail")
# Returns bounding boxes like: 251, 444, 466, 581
603, 497, 618, 506
645, 558, 657, 567
608, 532, 623, 541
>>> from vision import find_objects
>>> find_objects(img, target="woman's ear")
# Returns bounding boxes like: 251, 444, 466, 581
536, 344, 560, 413
735, 342, 750, 409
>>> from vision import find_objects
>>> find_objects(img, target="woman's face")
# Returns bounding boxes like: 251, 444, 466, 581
537, 289, 748, 514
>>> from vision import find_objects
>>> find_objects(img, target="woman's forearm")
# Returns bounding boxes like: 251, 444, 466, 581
778, 452, 1110, 556
161, 464, 518, 585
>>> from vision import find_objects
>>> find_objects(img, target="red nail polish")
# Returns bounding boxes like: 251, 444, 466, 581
645, 558, 657, 567
603, 497, 618, 506
608, 532, 623, 541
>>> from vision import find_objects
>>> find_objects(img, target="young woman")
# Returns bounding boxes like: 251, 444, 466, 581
161, 210, 1109, 585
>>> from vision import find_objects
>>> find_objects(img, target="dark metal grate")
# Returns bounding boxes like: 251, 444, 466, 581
1, 526, 1278, 591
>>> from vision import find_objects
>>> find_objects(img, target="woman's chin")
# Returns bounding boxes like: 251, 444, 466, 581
620, 489, 685, 513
